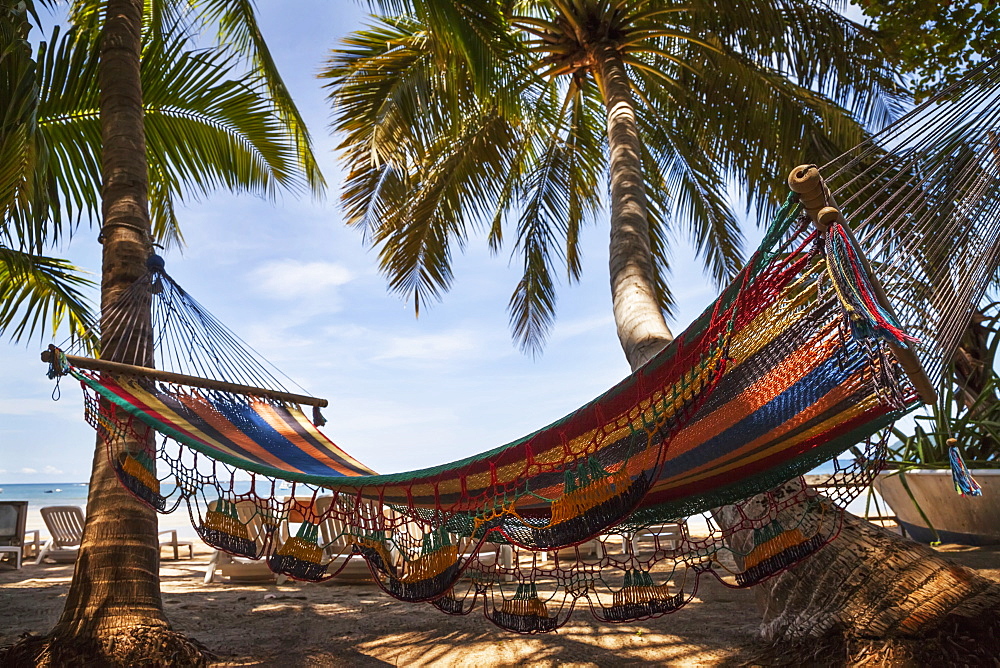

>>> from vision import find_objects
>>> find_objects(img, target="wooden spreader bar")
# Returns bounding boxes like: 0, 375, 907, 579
41, 350, 329, 408
788, 164, 938, 405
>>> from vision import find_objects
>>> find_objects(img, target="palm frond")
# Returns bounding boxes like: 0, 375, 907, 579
1, 1, 52, 251
329, 0, 904, 354
375, 112, 518, 315
193, 0, 325, 194
367, 0, 520, 106
36, 24, 313, 245
0, 246, 96, 345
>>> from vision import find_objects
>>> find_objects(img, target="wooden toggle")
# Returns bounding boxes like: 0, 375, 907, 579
787, 165, 938, 405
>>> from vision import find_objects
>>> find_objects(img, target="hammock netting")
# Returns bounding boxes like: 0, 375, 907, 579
47, 59, 1000, 632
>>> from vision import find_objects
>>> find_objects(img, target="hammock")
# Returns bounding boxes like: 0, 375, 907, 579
46, 59, 1000, 632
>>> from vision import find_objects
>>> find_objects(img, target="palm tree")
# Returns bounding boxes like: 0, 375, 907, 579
325, 0, 897, 360
326, 0, 1000, 652
1, 1, 322, 663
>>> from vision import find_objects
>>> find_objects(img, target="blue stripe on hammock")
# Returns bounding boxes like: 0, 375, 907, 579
658, 345, 867, 480
205, 392, 351, 476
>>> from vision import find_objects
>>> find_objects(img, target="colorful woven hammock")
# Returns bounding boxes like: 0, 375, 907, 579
45, 190, 907, 627
45, 60, 1000, 632
63, 196, 906, 521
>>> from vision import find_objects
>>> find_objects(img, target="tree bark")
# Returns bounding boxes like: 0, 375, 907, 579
590, 42, 673, 371
713, 480, 1000, 645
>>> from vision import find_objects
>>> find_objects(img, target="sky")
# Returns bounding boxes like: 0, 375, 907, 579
1, 1, 769, 484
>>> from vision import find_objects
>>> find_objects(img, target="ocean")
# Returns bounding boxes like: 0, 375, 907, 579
0, 482, 201, 540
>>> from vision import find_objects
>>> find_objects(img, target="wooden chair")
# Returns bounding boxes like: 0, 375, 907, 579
0, 501, 29, 569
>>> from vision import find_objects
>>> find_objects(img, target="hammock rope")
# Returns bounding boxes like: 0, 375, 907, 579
44, 58, 1000, 633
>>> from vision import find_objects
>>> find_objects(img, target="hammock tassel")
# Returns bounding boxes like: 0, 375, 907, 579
605, 569, 682, 621
735, 520, 824, 587
313, 405, 327, 427
948, 441, 983, 497
824, 221, 917, 347
270, 522, 328, 581
115, 450, 167, 511
388, 529, 461, 601
491, 583, 557, 633
45, 344, 68, 379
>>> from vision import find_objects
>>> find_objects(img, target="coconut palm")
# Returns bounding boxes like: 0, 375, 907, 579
1, 0, 322, 662
3, 3, 320, 343
326, 0, 1000, 654
324, 0, 898, 360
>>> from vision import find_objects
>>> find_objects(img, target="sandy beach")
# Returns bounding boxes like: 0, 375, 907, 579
2, 540, 998, 667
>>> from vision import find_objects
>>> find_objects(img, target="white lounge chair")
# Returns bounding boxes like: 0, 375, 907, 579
36, 506, 85, 563
538, 537, 605, 565
159, 529, 194, 560
203, 499, 286, 584
35, 505, 197, 567
627, 521, 686, 556
372, 507, 513, 583
314, 496, 380, 582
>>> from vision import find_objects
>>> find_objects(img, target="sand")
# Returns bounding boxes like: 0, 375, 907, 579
2, 542, 998, 667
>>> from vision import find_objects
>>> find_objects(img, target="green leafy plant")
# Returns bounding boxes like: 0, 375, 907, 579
887, 305, 1000, 471
858, 0, 1000, 97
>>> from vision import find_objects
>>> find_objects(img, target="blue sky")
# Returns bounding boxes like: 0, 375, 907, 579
1, 1, 766, 483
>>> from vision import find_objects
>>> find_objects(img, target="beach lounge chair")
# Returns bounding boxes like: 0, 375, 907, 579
21, 528, 40, 562
314, 496, 379, 582
203, 499, 287, 584
357, 504, 513, 583
0, 501, 29, 569
36, 506, 85, 563
37, 505, 191, 566
539, 538, 605, 565
313, 496, 504, 583
627, 521, 686, 556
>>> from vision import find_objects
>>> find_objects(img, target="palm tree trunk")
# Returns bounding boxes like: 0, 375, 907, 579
54, 0, 163, 646
4, 1, 207, 664
591, 42, 672, 370
588, 40, 1000, 659
714, 481, 1000, 650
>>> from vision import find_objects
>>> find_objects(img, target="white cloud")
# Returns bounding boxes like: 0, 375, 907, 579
0, 398, 65, 416
374, 331, 480, 362
20, 468, 37, 474
251, 260, 353, 300
43, 465, 63, 475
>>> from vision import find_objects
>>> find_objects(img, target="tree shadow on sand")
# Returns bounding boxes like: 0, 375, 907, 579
2, 555, 761, 666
